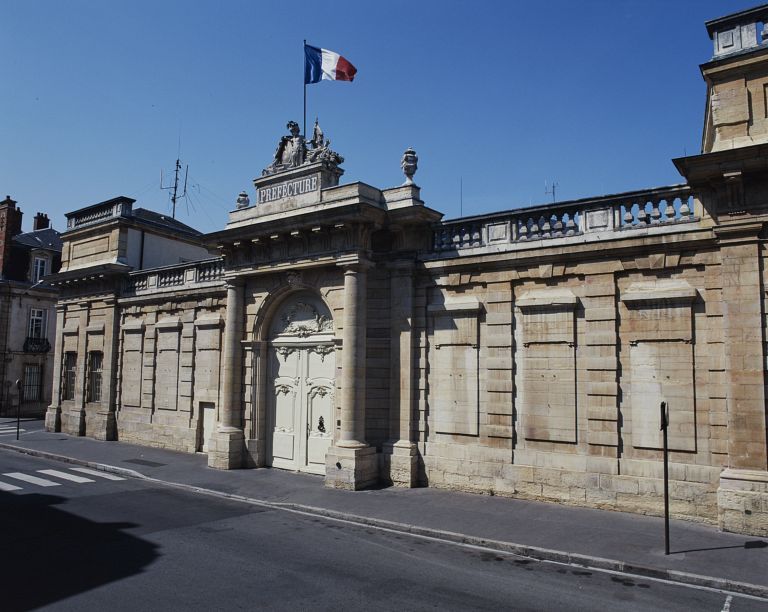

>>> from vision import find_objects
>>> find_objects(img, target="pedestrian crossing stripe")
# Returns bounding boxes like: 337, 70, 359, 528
69, 467, 125, 481
2, 472, 60, 487
0, 467, 126, 491
37, 469, 94, 483
0, 427, 25, 433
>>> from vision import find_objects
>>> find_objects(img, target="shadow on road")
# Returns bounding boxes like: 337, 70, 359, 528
673, 539, 768, 554
0, 490, 159, 611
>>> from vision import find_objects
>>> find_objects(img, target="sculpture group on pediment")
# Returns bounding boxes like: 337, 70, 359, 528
263, 119, 344, 176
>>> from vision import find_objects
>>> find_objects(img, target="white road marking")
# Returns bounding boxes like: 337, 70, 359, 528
2, 472, 60, 487
69, 467, 125, 481
0, 480, 22, 491
37, 469, 94, 484
722, 594, 733, 612
0, 427, 25, 434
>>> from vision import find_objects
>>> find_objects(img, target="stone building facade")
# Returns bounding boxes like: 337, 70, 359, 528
0, 196, 62, 417
47, 7, 768, 536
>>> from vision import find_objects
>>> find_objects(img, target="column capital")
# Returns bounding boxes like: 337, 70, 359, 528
224, 277, 246, 290
336, 258, 373, 273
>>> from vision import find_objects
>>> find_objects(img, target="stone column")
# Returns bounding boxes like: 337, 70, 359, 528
45, 305, 65, 432
716, 224, 768, 536
338, 264, 367, 447
208, 280, 245, 469
325, 261, 378, 489
382, 261, 419, 487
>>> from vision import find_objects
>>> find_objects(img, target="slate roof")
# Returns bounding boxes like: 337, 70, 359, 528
12, 227, 62, 252
132, 208, 203, 237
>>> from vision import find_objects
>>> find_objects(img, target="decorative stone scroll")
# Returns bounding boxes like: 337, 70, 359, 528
273, 301, 333, 339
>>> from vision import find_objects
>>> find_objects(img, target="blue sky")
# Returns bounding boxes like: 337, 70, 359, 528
0, 1, 752, 231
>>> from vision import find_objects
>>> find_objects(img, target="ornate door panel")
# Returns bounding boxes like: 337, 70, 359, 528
269, 347, 301, 469
304, 346, 335, 470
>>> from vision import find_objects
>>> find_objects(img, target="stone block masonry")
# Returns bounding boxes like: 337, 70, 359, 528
45, 6, 768, 537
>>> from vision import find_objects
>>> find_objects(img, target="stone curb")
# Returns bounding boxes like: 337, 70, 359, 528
1, 441, 766, 599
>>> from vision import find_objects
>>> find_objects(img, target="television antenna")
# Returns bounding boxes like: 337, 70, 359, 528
544, 180, 559, 203
161, 158, 189, 219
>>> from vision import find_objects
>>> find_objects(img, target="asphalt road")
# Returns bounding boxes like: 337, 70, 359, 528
1, 450, 765, 612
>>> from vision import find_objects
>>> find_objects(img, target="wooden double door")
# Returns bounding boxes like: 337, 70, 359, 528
267, 342, 335, 474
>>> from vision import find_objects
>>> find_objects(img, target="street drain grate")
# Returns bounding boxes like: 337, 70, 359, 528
123, 458, 166, 467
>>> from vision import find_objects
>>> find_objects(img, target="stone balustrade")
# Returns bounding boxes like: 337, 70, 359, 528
432, 185, 698, 253
123, 257, 225, 296
66, 196, 134, 229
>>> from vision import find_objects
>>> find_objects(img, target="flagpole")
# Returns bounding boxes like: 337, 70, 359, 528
303, 39, 307, 137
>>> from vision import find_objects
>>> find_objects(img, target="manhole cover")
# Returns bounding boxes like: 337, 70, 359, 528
123, 458, 166, 467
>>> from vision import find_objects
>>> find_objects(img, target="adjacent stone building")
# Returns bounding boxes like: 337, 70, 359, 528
0, 196, 62, 417
47, 6, 768, 536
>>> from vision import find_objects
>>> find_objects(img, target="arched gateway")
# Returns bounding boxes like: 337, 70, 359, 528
266, 292, 335, 474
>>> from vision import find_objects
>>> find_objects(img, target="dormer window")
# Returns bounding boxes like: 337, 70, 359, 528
33, 257, 47, 283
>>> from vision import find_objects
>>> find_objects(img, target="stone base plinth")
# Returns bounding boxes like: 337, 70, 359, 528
45, 405, 61, 432
381, 441, 418, 487
717, 468, 768, 536
325, 445, 378, 490
61, 409, 85, 437
207, 427, 245, 469
89, 411, 117, 441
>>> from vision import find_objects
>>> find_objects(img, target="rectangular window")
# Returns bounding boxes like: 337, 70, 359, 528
33, 257, 47, 283
28, 308, 47, 339
87, 351, 103, 403
62, 352, 77, 401
22, 364, 42, 402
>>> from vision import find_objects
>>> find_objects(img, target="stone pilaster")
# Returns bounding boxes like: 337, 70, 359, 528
90, 298, 118, 441
45, 305, 65, 432
715, 224, 768, 536
325, 261, 378, 489
244, 340, 268, 468
208, 280, 245, 469
62, 308, 87, 436
382, 261, 418, 487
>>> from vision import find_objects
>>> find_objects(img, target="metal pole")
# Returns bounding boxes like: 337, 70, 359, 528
303, 39, 307, 137
660, 401, 670, 555
15, 378, 21, 440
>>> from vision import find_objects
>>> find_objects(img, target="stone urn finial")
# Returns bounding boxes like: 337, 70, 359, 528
401, 147, 418, 186
236, 190, 250, 209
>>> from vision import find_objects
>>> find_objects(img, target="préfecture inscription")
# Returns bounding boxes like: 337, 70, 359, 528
258, 175, 319, 204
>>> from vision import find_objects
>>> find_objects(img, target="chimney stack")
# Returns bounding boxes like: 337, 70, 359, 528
33, 212, 50, 231
0, 196, 23, 279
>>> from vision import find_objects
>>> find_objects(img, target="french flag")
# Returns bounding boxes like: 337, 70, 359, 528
304, 44, 357, 84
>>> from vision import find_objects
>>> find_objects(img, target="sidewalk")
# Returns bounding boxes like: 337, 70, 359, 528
2, 418, 767, 597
